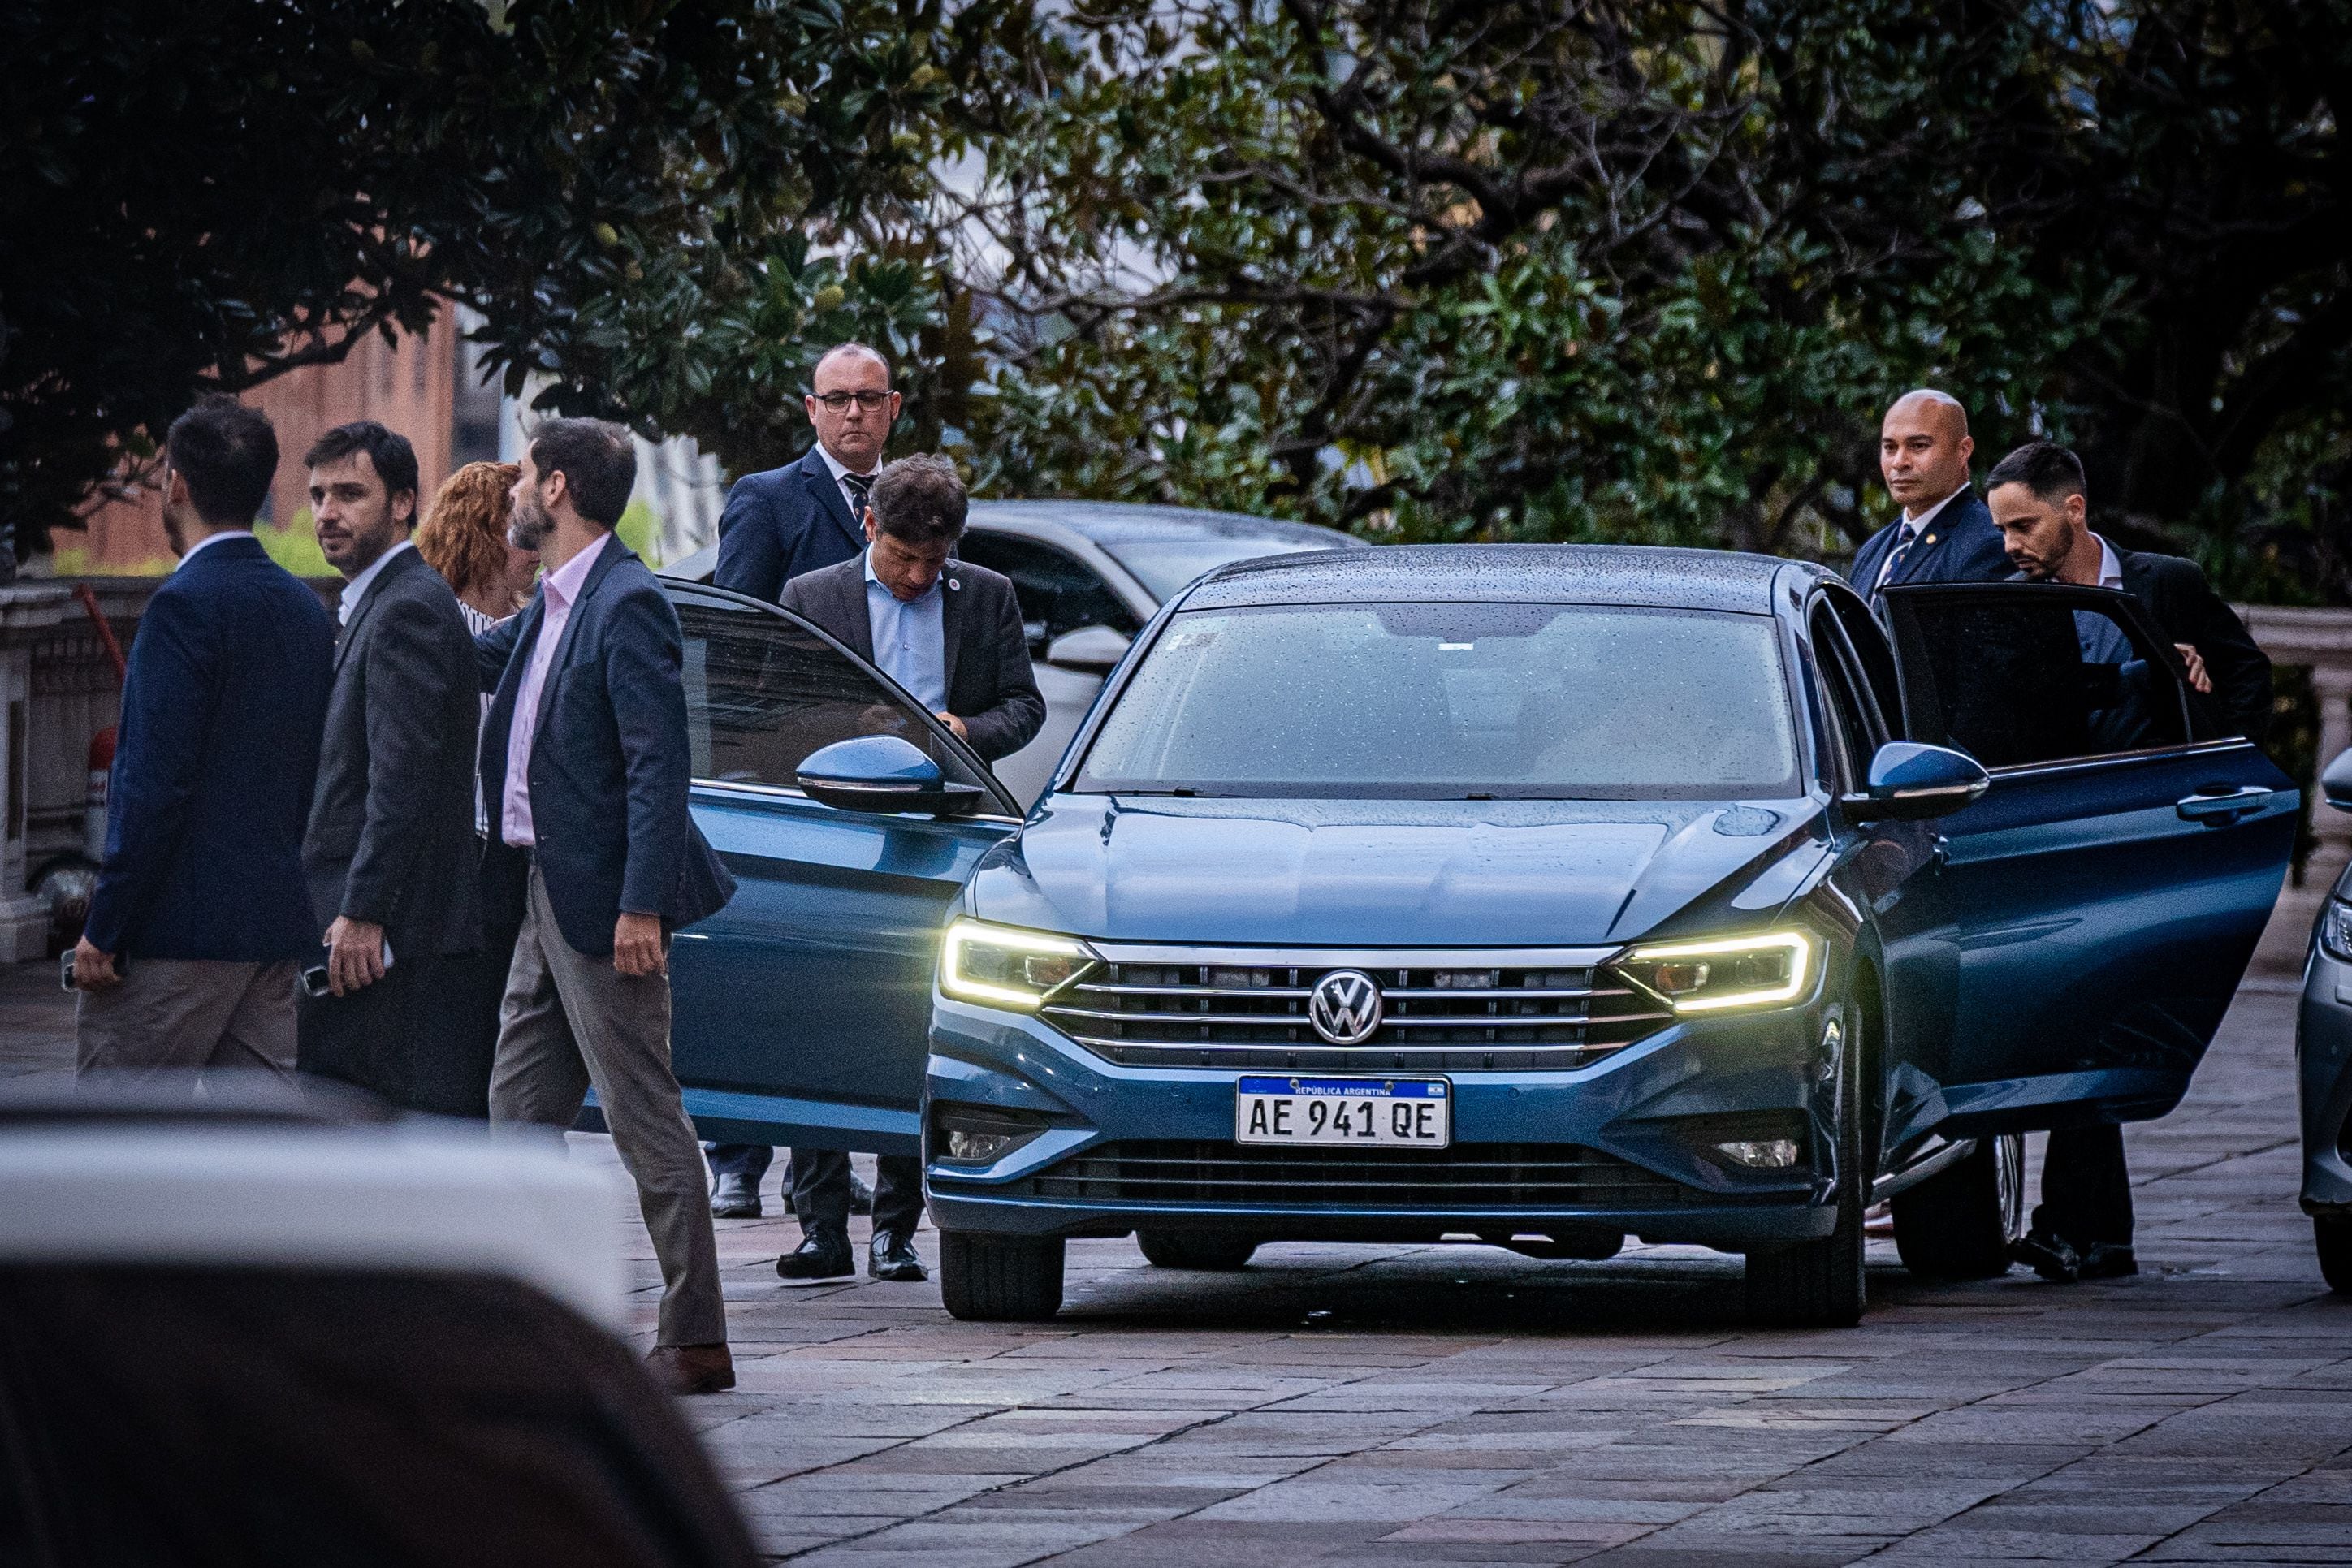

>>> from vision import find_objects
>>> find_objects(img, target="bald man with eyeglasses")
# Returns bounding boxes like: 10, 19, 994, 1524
714, 342, 905, 604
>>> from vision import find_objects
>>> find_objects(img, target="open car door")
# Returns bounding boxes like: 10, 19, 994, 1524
662, 585, 1023, 1156
1880, 581, 2293, 1135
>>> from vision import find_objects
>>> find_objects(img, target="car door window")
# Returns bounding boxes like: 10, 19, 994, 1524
675, 597, 999, 800
1886, 590, 2189, 768
1809, 607, 1883, 790
1822, 586, 1903, 732
954, 533, 1140, 643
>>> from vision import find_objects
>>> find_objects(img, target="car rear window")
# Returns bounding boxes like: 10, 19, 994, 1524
1074, 602, 1799, 800
1096, 533, 1346, 600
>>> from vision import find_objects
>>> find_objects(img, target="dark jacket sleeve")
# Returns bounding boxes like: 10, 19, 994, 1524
714, 474, 786, 604
83, 587, 219, 952
602, 584, 694, 919
2161, 559, 2272, 744
960, 579, 1049, 762
475, 602, 525, 693
338, 592, 465, 928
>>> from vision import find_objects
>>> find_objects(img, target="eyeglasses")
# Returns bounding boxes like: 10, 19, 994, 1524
810, 390, 895, 413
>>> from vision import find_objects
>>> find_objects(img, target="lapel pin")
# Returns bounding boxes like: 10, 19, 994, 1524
1924, 534, 1936, 545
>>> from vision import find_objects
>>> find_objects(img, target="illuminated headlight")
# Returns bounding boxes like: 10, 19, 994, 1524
1613, 931, 1814, 1014
939, 918, 1096, 1009
2322, 900, 2352, 965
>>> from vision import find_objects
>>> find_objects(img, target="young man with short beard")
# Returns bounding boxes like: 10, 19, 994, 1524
297, 421, 486, 1113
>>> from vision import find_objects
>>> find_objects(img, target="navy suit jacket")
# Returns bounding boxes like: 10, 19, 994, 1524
1848, 484, 2010, 596
476, 536, 735, 958
712, 448, 867, 604
84, 533, 335, 961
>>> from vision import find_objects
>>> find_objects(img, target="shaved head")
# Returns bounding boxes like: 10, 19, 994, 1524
1879, 389, 1975, 515
1886, 388, 1969, 438
812, 342, 891, 385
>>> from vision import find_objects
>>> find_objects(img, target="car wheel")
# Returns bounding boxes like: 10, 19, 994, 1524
2316, 1217, 2352, 1294
1136, 1230, 1258, 1271
939, 1231, 1065, 1321
1745, 1009, 1868, 1328
1890, 1133, 2026, 1279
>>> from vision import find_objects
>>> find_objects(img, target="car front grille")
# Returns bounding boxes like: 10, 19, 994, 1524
1038, 952, 1670, 1070
1020, 1140, 1688, 1210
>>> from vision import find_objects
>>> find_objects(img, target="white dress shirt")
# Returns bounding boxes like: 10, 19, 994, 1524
336, 538, 416, 626
814, 443, 880, 525
1874, 484, 1967, 590
175, 529, 250, 569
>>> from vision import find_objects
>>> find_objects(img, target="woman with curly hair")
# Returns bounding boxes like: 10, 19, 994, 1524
411, 460, 538, 1117
416, 460, 537, 633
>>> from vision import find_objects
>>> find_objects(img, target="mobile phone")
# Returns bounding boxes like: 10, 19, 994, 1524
58, 951, 75, 992
300, 965, 334, 999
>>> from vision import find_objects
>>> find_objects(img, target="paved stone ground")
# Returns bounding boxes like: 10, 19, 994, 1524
7, 964, 2349, 1563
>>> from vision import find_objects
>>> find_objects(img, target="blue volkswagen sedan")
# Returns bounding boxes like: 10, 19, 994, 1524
660, 546, 2293, 1328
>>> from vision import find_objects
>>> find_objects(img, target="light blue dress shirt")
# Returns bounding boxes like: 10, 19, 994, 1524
863, 548, 948, 710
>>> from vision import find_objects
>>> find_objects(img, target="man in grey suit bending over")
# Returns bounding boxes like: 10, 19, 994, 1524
772, 454, 1045, 1284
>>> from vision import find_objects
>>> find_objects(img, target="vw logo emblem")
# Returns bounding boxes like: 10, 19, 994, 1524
1308, 969, 1384, 1045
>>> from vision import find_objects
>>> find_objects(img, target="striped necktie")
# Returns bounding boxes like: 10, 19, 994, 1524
842, 470, 874, 523
1872, 521, 1918, 600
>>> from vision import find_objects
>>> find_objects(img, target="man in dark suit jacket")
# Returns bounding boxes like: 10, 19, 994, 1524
712, 342, 901, 603
73, 397, 335, 1082
476, 418, 739, 1395
1848, 390, 2011, 600
296, 421, 486, 1115
1987, 439, 2273, 1288
770, 454, 1046, 1287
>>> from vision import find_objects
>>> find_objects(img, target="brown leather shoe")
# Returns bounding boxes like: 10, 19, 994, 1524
646, 1342, 735, 1394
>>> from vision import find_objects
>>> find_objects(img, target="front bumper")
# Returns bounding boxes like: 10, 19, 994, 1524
923, 987, 1846, 1252
2298, 939, 2352, 1216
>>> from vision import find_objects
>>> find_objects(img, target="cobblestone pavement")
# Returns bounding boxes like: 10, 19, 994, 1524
7, 965, 2349, 1563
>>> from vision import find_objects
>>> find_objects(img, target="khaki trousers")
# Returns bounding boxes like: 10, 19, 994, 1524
76, 959, 299, 1082
488, 866, 725, 1348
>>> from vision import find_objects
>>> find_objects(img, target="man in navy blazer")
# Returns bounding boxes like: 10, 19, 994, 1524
711, 342, 901, 603
475, 417, 738, 1396
73, 397, 335, 1081
1848, 390, 2011, 601
703, 340, 901, 1220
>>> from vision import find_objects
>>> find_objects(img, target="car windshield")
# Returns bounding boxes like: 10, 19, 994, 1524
1097, 534, 1342, 601
1074, 602, 1800, 800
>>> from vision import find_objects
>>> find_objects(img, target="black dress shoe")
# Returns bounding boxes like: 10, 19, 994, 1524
709, 1172, 761, 1219
870, 1230, 927, 1282
775, 1234, 854, 1280
2012, 1228, 2081, 1283
2079, 1242, 2138, 1280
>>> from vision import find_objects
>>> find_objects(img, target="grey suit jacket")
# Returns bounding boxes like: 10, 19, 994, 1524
779, 556, 1048, 762
305, 546, 483, 957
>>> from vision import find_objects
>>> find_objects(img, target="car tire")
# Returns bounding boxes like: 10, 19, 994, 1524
1890, 1133, 2026, 1279
2316, 1218, 2352, 1294
939, 1231, 1065, 1321
1136, 1230, 1258, 1271
1745, 1009, 1868, 1329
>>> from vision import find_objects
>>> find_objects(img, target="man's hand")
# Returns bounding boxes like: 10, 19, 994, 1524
2174, 642, 2213, 694
614, 912, 668, 978
71, 935, 119, 991
324, 916, 387, 997
936, 711, 969, 742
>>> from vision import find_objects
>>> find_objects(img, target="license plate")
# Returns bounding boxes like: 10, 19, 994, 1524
1234, 1076, 1451, 1148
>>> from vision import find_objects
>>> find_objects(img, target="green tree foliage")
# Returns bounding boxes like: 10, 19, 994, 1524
0, 0, 977, 554
947, 0, 2347, 576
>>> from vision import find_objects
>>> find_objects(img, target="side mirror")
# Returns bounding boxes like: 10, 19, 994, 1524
1841, 741, 1990, 822
797, 735, 984, 816
1045, 625, 1131, 676
2325, 748, 2352, 813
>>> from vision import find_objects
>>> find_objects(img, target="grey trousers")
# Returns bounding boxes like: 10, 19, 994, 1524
76, 959, 299, 1082
488, 866, 725, 1348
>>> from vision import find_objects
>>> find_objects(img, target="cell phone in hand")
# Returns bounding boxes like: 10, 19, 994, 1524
300, 965, 334, 999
